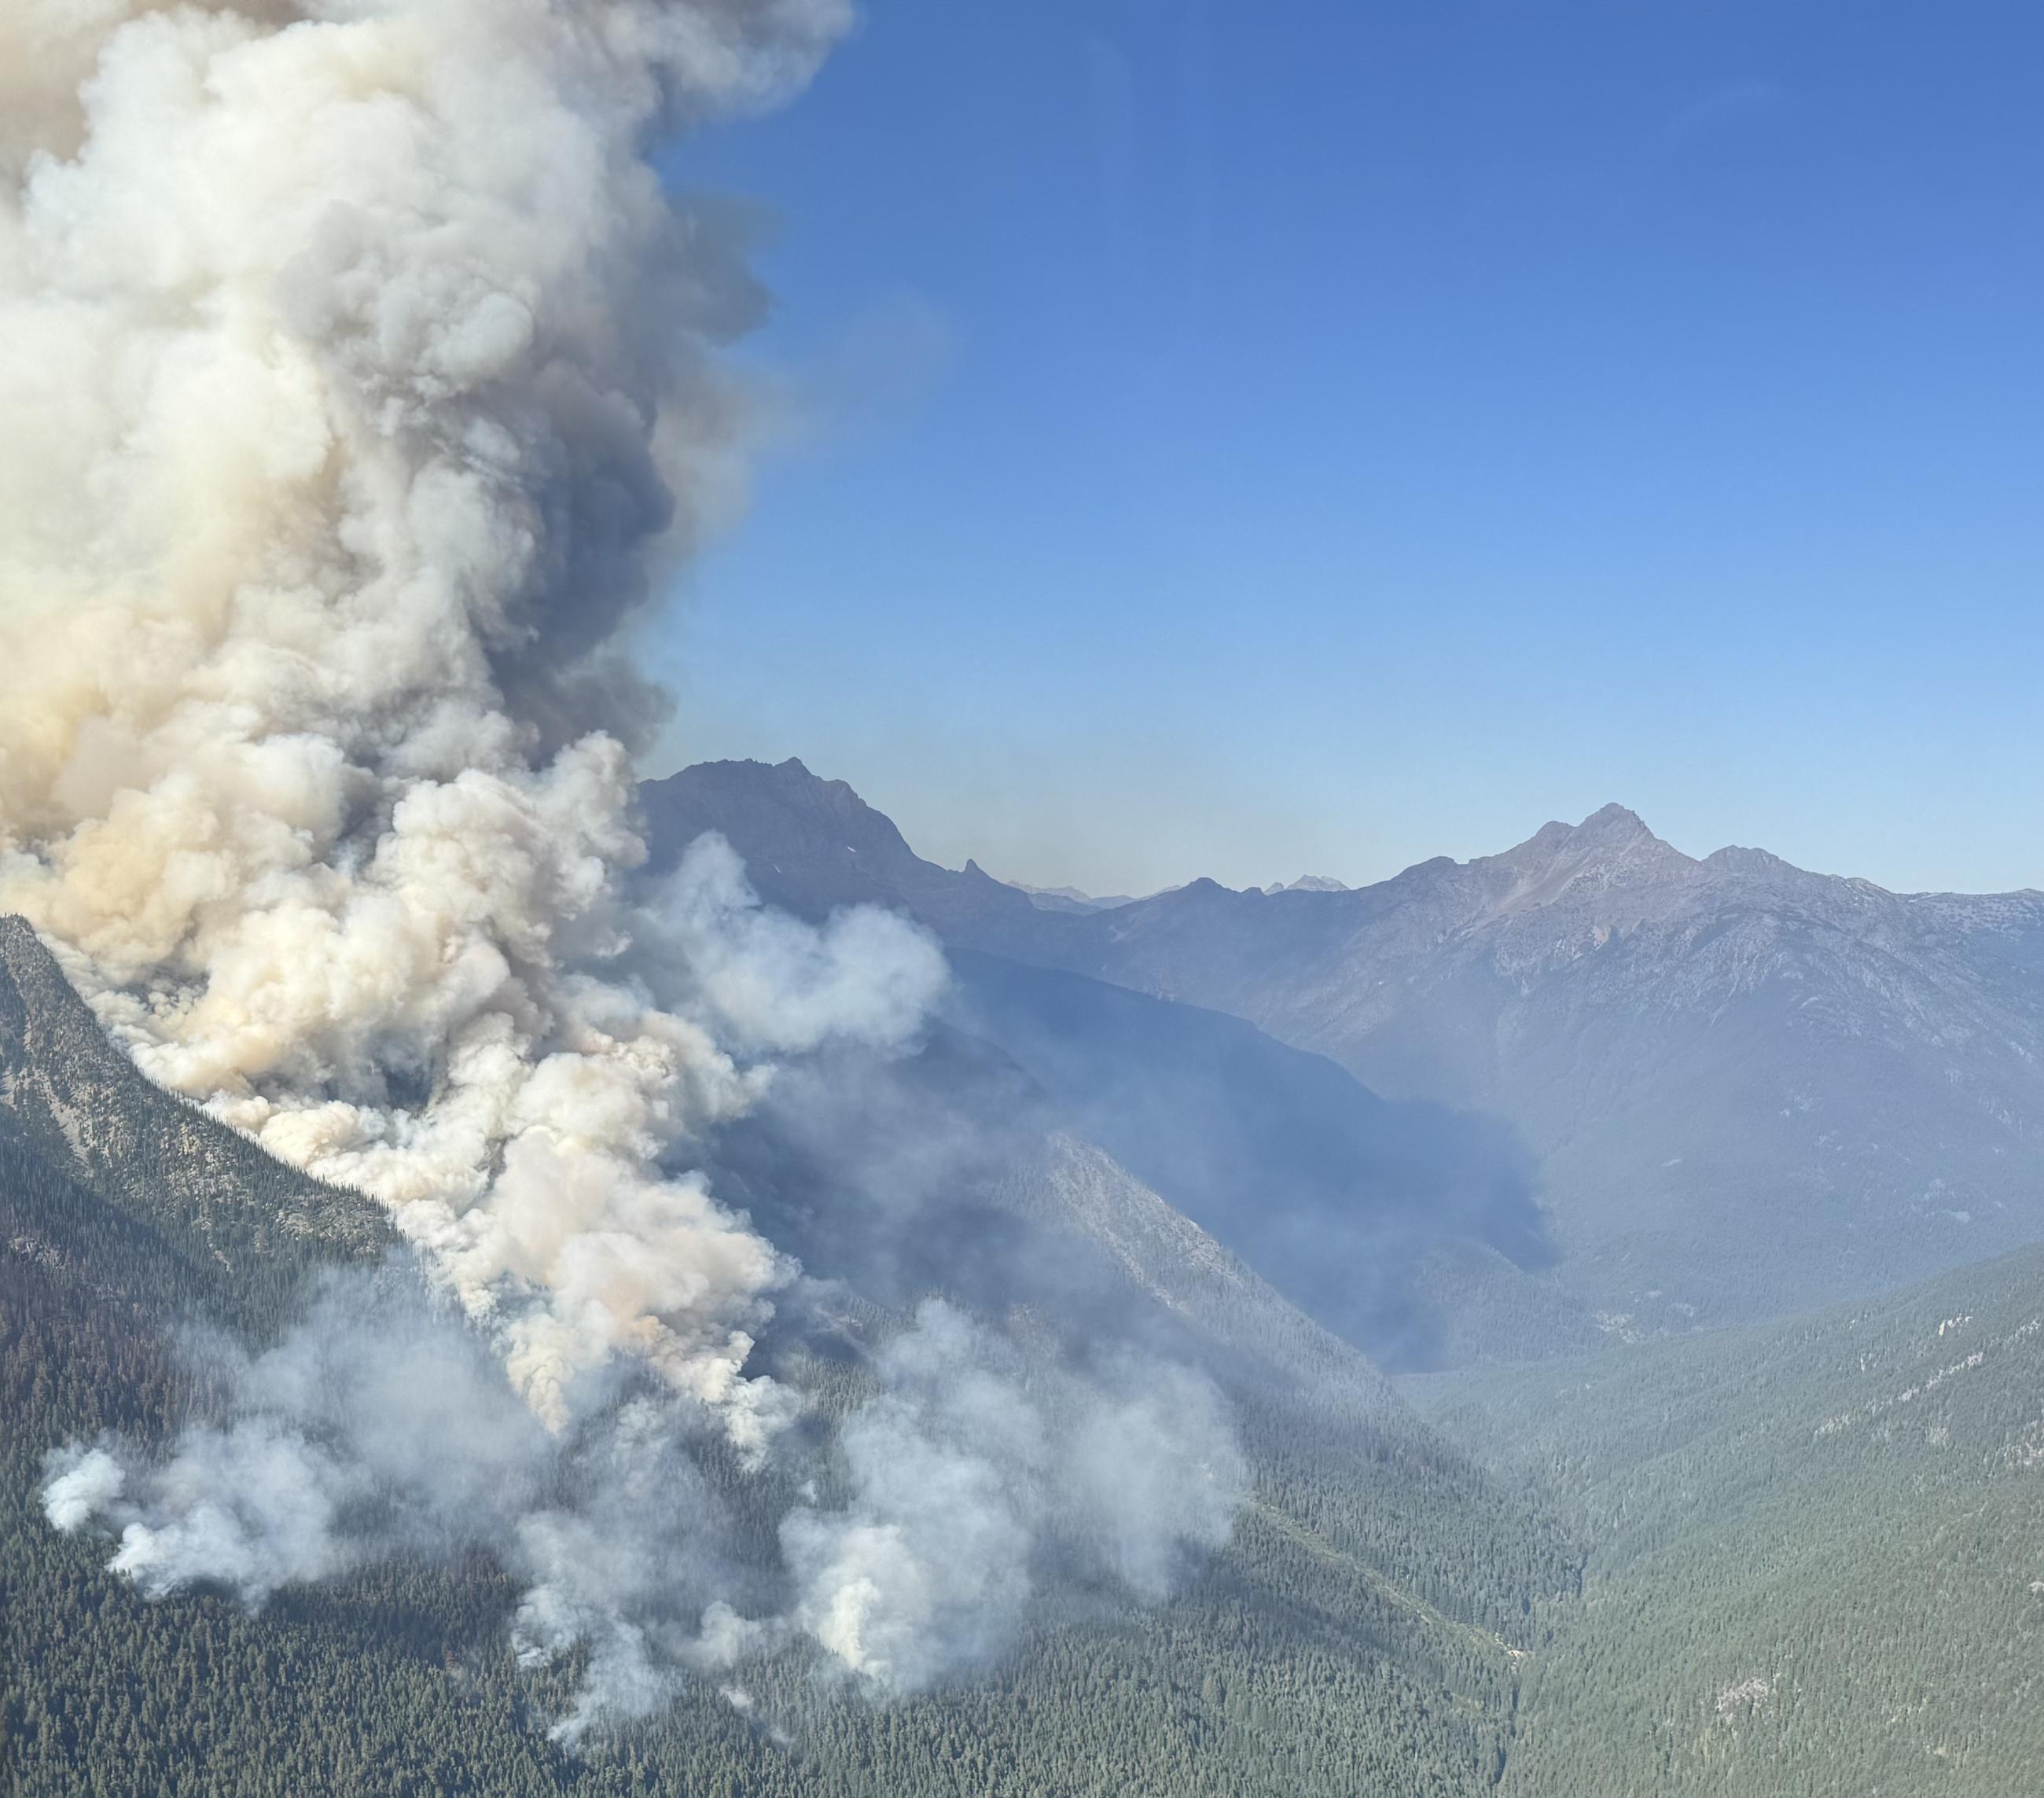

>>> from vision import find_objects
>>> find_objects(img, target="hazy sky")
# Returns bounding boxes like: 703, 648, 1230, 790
649, 0, 2044, 898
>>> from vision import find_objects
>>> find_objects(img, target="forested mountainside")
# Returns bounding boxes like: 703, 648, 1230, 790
1403, 1241, 2044, 1796
939, 948, 1565, 1369
647, 759, 2044, 1340
3, 916, 1574, 1796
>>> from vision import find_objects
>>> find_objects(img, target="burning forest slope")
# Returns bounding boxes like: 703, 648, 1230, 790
644, 761, 1579, 1371
3, 918, 1575, 1797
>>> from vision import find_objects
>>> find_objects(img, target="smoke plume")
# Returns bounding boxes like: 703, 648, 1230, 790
13, 0, 1243, 1734
0, 0, 879, 1436
784, 1301, 1245, 1693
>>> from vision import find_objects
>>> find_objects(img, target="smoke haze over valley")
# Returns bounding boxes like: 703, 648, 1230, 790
652, 759, 2044, 1348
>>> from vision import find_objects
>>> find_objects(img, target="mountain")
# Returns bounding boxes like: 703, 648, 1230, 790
938, 948, 1567, 1368
3, 914, 1574, 1796
638, 756, 1056, 941
642, 759, 1581, 1369
1014, 803, 2044, 1333
1002, 881, 1140, 914
20, 794, 2044, 1794
645, 763, 2044, 1341
1403, 1234, 2044, 1796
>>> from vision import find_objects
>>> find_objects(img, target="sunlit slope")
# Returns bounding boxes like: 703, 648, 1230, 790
1405, 1245, 2044, 1796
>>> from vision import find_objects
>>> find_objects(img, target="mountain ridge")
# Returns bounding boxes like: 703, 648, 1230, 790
645, 759, 2044, 1340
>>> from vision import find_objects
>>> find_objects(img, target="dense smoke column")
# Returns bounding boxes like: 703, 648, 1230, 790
0, 0, 888, 1437
10, 1, 1248, 1727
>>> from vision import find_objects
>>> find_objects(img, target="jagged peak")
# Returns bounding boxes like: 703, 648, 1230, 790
1576, 802, 1654, 839
1458, 804, 1697, 922
1495, 803, 1688, 874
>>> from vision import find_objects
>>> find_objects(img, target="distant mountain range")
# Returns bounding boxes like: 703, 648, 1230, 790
644, 759, 2044, 1344
1000, 881, 1143, 914
1264, 875, 1351, 895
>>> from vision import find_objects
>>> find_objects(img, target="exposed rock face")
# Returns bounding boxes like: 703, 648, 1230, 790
0, 917, 386, 1274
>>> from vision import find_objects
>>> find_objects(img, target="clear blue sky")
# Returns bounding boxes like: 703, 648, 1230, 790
648, 0, 2044, 898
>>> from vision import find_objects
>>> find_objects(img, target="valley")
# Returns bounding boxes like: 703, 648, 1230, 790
13, 762, 2044, 1793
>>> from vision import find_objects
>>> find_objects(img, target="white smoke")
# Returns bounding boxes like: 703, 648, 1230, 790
44, 1281, 1248, 1729
41, 1444, 127, 1535
14, 0, 1244, 1736
784, 1302, 1248, 1693
42, 1275, 547, 1596
42, 1272, 783, 1726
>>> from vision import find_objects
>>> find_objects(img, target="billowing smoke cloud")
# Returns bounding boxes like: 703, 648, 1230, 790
44, 1278, 1246, 1735
0, 0, 891, 1442
785, 1302, 1246, 1693
41, 1270, 763, 1737
44, 1273, 553, 1598
12, 0, 1244, 1736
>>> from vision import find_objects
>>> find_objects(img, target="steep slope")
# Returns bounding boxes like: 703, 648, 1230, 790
714, 1023, 1578, 1654
643, 761, 1580, 1366
1402, 1238, 2044, 1796
943, 947, 1568, 1367
4, 916, 1575, 1796
647, 762, 2044, 1337
0, 916, 386, 1282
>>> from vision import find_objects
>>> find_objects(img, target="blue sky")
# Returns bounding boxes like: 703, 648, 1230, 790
649, 0, 2044, 897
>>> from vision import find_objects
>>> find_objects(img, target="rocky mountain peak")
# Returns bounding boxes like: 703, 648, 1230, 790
1699, 842, 1837, 893
1480, 804, 1696, 918
1575, 801, 1656, 840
